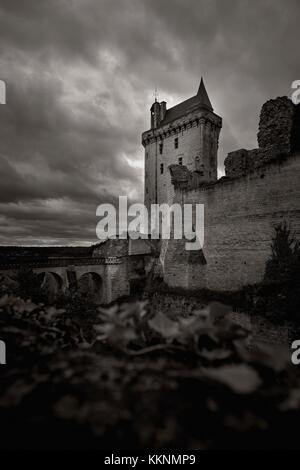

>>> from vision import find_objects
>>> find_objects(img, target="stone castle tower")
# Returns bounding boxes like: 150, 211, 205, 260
142, 79, 222, 210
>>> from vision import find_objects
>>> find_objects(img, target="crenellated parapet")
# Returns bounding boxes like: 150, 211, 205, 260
142, 110, 221, 147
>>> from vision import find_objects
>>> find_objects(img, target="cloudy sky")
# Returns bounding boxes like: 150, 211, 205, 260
0, 0, 298, 245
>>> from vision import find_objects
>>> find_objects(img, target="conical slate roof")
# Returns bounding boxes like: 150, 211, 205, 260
161, 78, 214, 126
197, 77, 213, 111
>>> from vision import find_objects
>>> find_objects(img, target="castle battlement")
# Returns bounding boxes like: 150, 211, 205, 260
142, 109, 222, 146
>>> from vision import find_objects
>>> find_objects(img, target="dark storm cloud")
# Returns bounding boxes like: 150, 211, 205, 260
0, 0, 299, 244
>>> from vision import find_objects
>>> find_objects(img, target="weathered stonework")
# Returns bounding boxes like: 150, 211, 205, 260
224, 97, 299, 178
164, 97, 299, 189
257, 96, 295, 151
224, 149, 249, 178
163, 96, 300, 292
0, 238, 156, 305
142, 80, 222, 211
169, 163, 216, 191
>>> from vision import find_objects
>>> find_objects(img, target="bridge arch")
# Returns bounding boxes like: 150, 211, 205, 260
38, 271, 63, 302
77, 272, 103, 304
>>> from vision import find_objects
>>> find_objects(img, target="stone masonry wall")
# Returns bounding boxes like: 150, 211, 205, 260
257, 96, 295, 151
163, 153, 300, 291
144, 121, 208, 211
162, 96, 300, 292
143, 107, 222, 211
105, 263, 130, 303
225, 97, 297, 178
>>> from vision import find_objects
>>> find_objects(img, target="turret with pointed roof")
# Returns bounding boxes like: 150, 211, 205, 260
142, 79, 222, 210
197, 77, 213, 111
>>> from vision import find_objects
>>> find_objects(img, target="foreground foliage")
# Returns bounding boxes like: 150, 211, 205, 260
0, 275, 300, 450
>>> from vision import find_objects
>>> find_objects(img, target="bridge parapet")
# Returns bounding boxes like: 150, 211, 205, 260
0, 256, 124, 270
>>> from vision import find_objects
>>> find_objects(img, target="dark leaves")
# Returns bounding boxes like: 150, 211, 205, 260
203, 365, 262, 395
1, 280, 300, 450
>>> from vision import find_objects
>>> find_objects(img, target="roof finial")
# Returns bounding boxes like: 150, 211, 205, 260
153, 85, 159, 102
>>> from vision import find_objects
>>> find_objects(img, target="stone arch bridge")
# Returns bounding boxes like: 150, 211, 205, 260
0, 256, 131, 304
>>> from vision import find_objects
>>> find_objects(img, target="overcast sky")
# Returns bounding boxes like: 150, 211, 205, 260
0, 0, 298, 245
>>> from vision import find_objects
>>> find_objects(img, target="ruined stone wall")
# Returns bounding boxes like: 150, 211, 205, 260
225, 97, 299, 178
163, 153, 300, 291
257, 96, 295, 151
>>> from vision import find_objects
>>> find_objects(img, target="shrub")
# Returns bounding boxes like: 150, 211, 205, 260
265, 222, 300, 282
255, 222, 300, 320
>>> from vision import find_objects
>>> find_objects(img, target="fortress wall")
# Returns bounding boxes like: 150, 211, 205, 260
163, 154, 300, 291
106, 263, 130, 303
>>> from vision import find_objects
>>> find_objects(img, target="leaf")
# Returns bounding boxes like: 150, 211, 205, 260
235, 340, 290, 372
53, 395, 80, 420
255, 343, 290, 372
177, 317, 218, 345
192, 306, 210, 322
119, 301, 148, 320
45, 306, 65, 319
148, 312, 179, 339
97, 304, 119, 321
95, 322, 137, 348
94, 323, 114, 336
23, 301, 38, 313
0, 294, 9, 307
203, 364, 262, 394
224, 411, 268, 431
12, 298, 27, 314
215, 318, 248, 341
280, 388, 300, 411
0, 379, 37, 407
200, 348, 232, 361
209, 301, 232, 322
